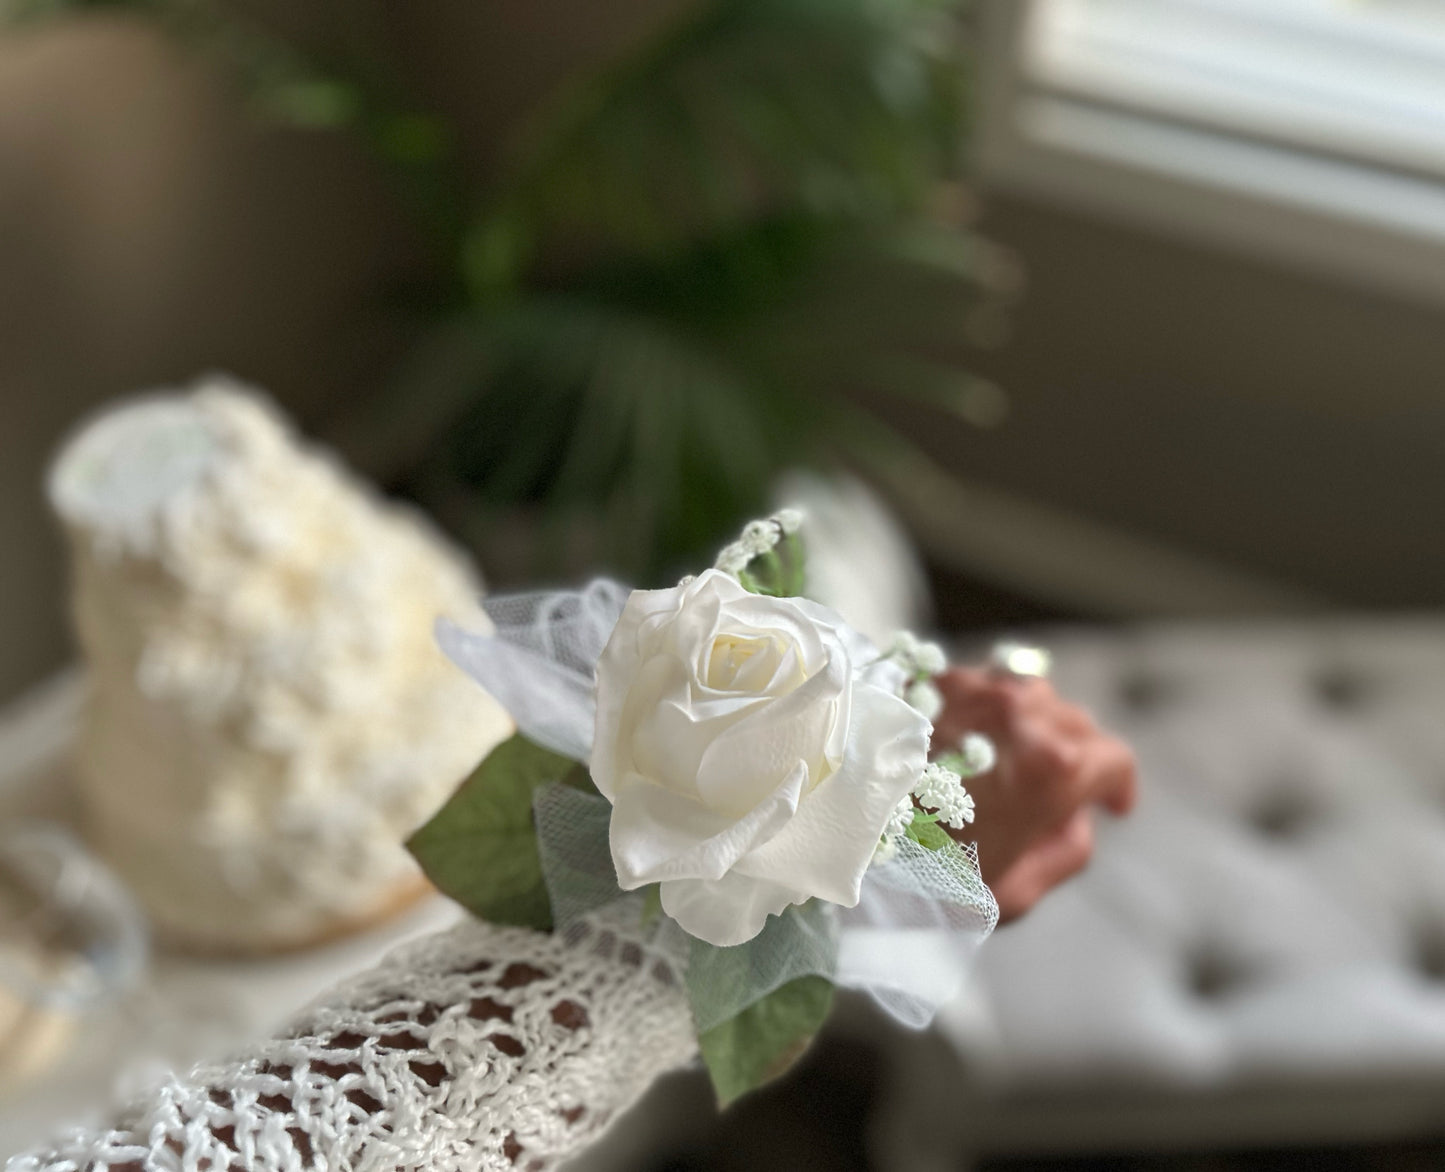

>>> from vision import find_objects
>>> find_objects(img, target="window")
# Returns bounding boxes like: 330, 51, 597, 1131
979, 0, 1445, 303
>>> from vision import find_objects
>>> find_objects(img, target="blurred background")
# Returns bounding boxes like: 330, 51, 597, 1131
4, 0, 1445, 1167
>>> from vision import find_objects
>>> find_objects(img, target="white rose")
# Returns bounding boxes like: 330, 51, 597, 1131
590, 569, 930, 947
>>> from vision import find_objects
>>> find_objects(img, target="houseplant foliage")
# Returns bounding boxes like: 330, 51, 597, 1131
4, 0, 1017, 582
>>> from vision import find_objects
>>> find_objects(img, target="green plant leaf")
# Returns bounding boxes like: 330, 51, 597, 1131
905, 811, 951, 851
737, 532, 807, 598
697, 974, 835, 1107
406, 733, 594, 931
476, 0, 969, 274
640, 884, 665, 928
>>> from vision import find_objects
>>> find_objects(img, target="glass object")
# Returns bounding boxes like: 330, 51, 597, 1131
0, 823, 148, 1090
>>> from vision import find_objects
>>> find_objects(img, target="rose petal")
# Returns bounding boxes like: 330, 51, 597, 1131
757, 638, 809, 696
667, 573, 732, 664
630, 689, 760, 801
707, 632, 790, 694
721, 594, 829, 672
660, 870, 808, 947
692, 656, 846, 816
610, 761, 807, 888
785, 596, 906, 693
733, 683, 929, 907
592, 581, 698, 799
623, 656, 714, 797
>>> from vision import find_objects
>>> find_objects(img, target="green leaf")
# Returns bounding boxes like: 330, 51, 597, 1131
406, 733, 594, 931
640, 883, 665, 928
905, 812, 951, 851
738, 532, 807, 598
485, 0, 967, 264
376, 112, 450, 164
697, 975, 835, 1107
260, 78, 362, 129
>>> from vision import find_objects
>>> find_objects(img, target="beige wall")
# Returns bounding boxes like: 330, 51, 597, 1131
0, 17, 409, 702
2, 3, 1443, 704
0, 2, 683, 703
940, 193, 1445, 610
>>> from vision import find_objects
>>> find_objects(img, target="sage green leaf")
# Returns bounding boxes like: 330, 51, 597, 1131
640, 883, 665, 929
739, 532, 807, 598
406, 734, 594, 931
906, 813, 951, 851
933, 750, 969, 775
698, 974, 835, 1107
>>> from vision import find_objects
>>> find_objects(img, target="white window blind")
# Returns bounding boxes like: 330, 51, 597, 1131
981, 0, 1445, 303
1023, 0, 1445, 178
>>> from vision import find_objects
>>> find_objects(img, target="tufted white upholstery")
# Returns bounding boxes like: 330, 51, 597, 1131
931, 618, 1445, 1156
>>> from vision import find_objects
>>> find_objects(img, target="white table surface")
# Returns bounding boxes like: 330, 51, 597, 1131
0, 673, 464, 1159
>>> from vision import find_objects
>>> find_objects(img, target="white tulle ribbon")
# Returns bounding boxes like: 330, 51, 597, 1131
436, 579, 629, 762
441, 583, 998, 1032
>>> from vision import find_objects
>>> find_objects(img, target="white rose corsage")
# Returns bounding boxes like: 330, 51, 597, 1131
409, 511, 998, 1104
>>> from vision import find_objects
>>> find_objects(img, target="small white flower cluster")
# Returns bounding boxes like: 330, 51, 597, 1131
913, 761, 976, 830
714, 508, 805, 575
883, 795, 915, 841
905, 679, 944, 722
874, 758, 977, 862
953, 731, 997, 779
887, 631, 948, 721
874, 794, 917, 863
888, 630, 947, 676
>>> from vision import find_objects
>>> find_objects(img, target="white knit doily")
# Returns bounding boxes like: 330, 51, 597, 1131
9, 920, 698, 1172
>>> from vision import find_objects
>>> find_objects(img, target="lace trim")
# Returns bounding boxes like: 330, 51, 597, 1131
11, 921, 697, 1172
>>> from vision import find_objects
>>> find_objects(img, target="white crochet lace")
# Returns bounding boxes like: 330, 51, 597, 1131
9, 921, 697, 1172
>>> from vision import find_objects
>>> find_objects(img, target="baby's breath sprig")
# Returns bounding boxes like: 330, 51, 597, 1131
876, 733, 996, 859
887, 630, 947, 677
905, 678, 944, 722
934, 732, 997, 781
886, 630, 949, 721
889, 762, 974, 853
873, 794, 917, 862
714, 508, 806, 597
912, 761, 975, 830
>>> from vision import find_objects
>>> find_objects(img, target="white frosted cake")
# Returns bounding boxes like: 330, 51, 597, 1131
48, 379, 513, 953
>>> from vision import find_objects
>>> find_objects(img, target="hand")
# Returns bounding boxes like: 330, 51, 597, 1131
930, 666, 1137, 925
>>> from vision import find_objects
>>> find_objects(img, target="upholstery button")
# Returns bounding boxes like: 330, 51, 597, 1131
1187, 948, 1248, 1001
1413, 923, 1445, 982
1117, 669, 1176, 715
1249, 786, 1318, 841
1311, 666, 1370, 712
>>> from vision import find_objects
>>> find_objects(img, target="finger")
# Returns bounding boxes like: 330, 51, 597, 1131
989, 810, 1095, 923
931, 669, 1014, 739
981, 674, 1063, 728
933, 666, 988, 705
1012, 713, 1085, 794
935, 668, 1055, 719
1010, 719, 1135, 812
1078, 736, 1139, 816
1050, 700, 1098, 738
1017, 809, 1095, 891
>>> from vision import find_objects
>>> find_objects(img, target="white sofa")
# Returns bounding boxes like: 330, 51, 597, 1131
921, 617, 1445, 1160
